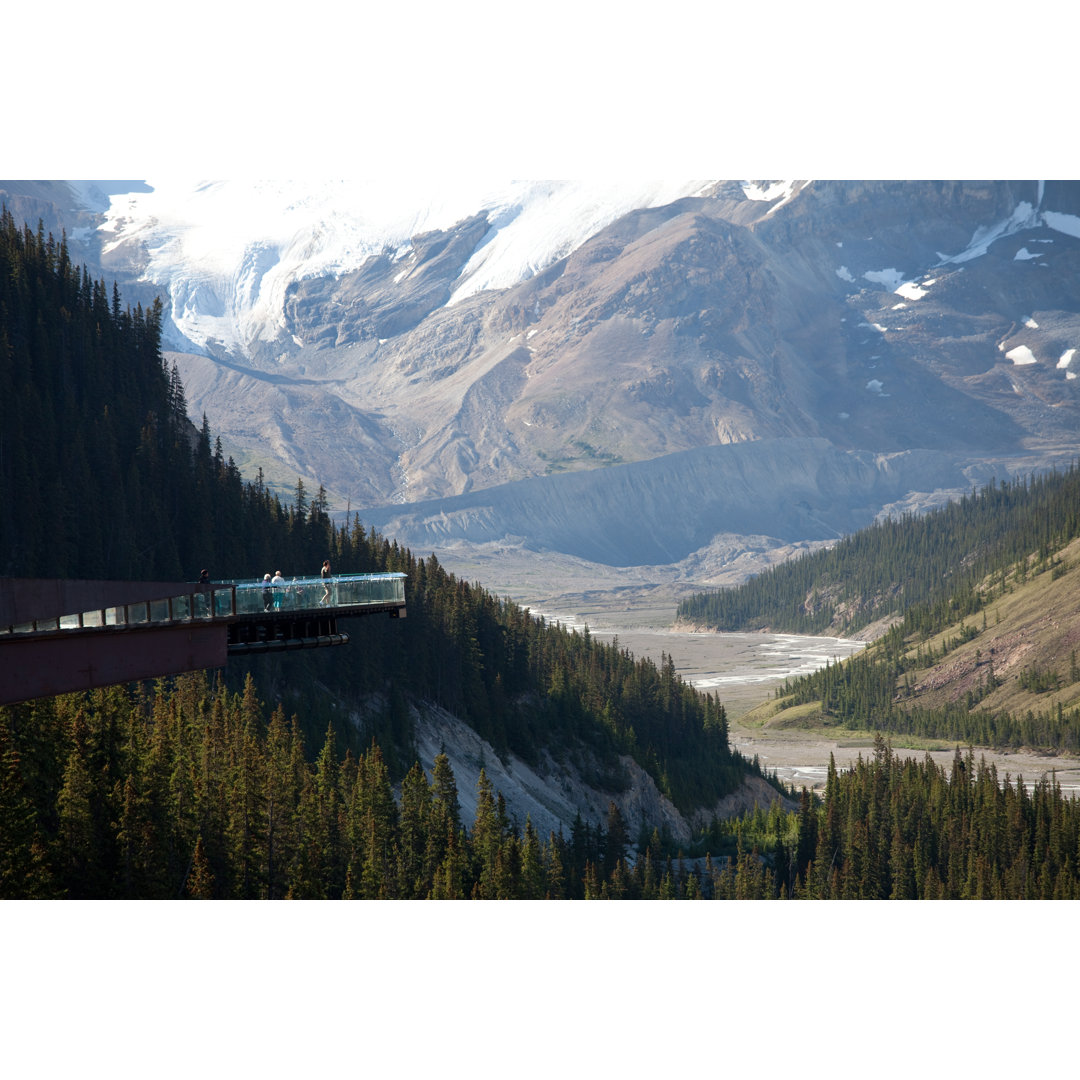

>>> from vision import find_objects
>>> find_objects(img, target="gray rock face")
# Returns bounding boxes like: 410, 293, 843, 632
359, 439, 1075, 568
314, 180, 1079, 571
280, 212, 492, 351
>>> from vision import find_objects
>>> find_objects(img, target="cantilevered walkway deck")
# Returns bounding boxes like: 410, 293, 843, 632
0, 573, 406, 706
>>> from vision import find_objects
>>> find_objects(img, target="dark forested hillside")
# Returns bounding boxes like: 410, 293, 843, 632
0, 671, 729, 899
0, 206, 368, 582
0, 209, 758, 898
1, 209, 176, 579
8, 676, 1077, 898
677, 466, 1080, 637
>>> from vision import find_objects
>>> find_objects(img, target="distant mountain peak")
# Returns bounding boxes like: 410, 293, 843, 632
91, 179, 717, 356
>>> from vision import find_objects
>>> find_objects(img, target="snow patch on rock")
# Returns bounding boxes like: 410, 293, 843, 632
1006, 345, 1038, 365
894, 280, 928, 300
864, 268, 905, 290
1044, 210, 1080, 240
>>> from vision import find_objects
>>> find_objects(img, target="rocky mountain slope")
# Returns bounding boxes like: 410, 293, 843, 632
902, 535, 1080, 721
6, 179, 1079, 596
406, 698, 787, 846
360, 438, 1073, 568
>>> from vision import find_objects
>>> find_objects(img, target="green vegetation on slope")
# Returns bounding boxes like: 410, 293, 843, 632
678, 443, 1080, 755
7, 685, 1076, 899
755, 537, 1080, 753
0, 671, 663, 899
701, 737, 1080, 899
678, 466, 1080, 636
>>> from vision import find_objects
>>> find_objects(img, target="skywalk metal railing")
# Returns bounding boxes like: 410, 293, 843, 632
0, 573, 406, 636
224, 572, 406, 615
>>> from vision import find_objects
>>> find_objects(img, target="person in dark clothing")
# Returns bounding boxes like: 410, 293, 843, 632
195, 569, 212, 617
320, 559, 332, 604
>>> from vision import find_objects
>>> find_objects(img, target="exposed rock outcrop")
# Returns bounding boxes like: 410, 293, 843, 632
405, 699, 790, 846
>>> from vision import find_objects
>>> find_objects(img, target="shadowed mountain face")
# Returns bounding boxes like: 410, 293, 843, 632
357, 440, 1076, 568
9, 179, 1079, 579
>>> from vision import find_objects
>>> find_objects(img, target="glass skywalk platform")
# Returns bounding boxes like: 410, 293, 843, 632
0, 573, 406, 636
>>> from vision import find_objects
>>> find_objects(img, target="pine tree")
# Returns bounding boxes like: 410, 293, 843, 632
471, 768, 500, 899
0, 720, 55, 898
520, 817, 546, 899
263, 706, 303, 900
683, 868, 700, 899
430, 751, 461, 830
114, 771, 154, 899
186, 835, 215, 898
55, 743, 98, 897
398, 761, 432, 899
345, 743, 398, 899
602, 802, 629, 880
544, 833, 566, 900
223, 704, 268, 898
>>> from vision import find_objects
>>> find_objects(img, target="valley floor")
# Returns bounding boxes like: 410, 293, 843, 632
446, 553, 1080, 800
587, 619, 1080, 798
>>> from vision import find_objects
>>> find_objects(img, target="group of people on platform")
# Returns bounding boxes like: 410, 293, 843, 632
261, 560, 333, 611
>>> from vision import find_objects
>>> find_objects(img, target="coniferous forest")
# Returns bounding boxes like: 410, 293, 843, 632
5, 207, 1080, 900
677, 467, 1080, 637
679, 443, 1080, 756
8, 672, 1079, 898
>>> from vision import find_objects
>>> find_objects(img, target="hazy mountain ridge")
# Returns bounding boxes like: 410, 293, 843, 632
360, 438, 1059, 569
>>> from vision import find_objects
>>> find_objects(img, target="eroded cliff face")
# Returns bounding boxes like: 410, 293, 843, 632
357, 439, 1078, 570
403, 697, 790, 845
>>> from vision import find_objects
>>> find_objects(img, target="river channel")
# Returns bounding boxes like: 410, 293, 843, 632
539, 612, 1080, 798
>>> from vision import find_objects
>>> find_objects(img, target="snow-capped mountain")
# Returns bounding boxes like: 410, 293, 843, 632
5, 178, 1080, 600
83, 180, 716, 357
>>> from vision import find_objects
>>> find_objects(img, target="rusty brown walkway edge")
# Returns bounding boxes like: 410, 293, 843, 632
0, 574, 405, 706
